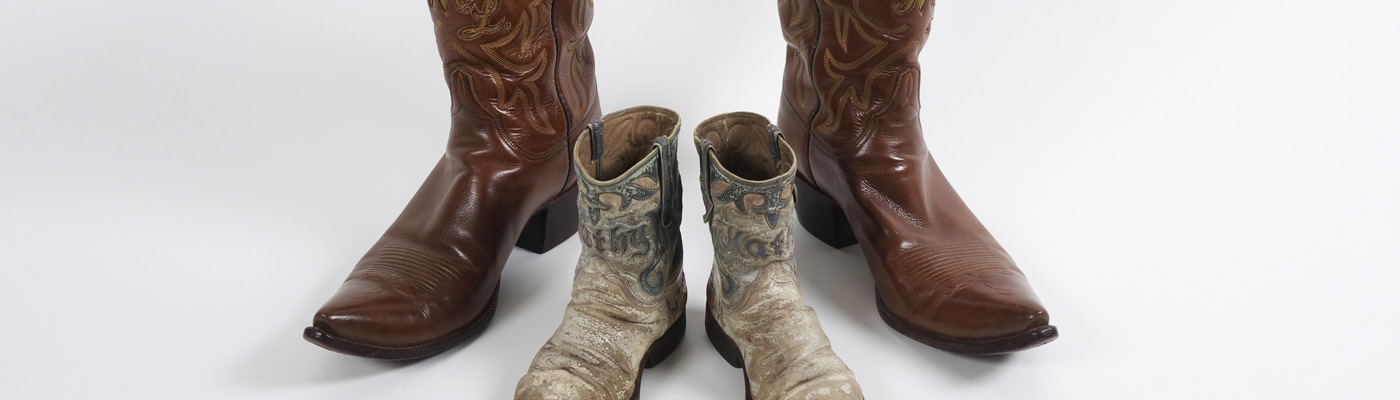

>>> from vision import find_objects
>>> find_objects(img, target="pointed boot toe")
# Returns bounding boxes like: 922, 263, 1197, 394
305, 273, 500, 360
878, 276, 1057, 355
310, 278, 422, 339
945, 295, 1051, 337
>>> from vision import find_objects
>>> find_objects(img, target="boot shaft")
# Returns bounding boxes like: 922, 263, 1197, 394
778, 0, 935, 163
428, 0, 601, 158
694, 113, 798, 298
572, 106, 683, 294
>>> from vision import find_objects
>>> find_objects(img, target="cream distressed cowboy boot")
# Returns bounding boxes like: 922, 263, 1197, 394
515, 106, 686, 400
695, 113, 863, 399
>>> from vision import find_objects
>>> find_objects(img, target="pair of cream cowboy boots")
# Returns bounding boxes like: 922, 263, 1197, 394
514, 106, 863, 400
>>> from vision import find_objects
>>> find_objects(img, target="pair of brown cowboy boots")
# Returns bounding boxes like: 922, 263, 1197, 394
305, 0, 1055, 396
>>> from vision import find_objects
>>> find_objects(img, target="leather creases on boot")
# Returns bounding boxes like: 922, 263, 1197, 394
305, 0, 602, 360
515, 106, 686, 400
777, 0, 1056, 354
696, 113, 863, 400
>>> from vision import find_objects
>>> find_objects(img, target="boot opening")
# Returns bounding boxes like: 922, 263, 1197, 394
695, 112, 794, 182
575, 106, 680, 181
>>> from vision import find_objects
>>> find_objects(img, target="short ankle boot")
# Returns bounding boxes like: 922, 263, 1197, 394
695, 113, 863, 400
306, 0, 602, 359
777, 0, 1056, 354
515, 106, 686, 400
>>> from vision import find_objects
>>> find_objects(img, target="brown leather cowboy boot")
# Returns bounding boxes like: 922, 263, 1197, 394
777, 0, 1057, 354
303, 0, 601, 359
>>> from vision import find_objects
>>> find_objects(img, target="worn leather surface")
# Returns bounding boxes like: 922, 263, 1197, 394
777, 0, 1050, 340
311, 0, 601, 348
697, 113, 863, 400
516, 107, 686, 400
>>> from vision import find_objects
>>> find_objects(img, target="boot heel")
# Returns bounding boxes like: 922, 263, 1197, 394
641, 313, 686, 368
515, 186, 579, 254
705, 307, 745, 368
795, 177, 858, 248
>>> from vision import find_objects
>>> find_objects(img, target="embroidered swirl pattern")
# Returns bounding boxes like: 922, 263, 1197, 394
432, 0, 563, 154
806, 0, 932, 141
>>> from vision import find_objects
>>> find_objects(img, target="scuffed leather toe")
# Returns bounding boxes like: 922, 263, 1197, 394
767, 362, 863, 400
784, 385, 863, 400
515, 370, 610, 400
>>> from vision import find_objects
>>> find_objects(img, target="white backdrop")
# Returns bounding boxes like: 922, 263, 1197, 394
1, 0, 1397, 398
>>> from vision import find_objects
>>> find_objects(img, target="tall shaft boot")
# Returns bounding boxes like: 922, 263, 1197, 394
777, 0, 1057, 354
304, 0, 602, 359
696, 113, 862, 400
515, 106, 686, 400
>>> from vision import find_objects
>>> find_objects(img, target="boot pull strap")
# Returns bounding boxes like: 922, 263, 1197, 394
587, 119, 605, 174
766, 124, 784, 163
652, 135, 674, 229
699, 139, 717, 223
765, 124, 795, 204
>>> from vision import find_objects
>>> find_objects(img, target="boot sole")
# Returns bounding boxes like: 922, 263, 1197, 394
303, 187, 579, 359
794, 177, 1058, 355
